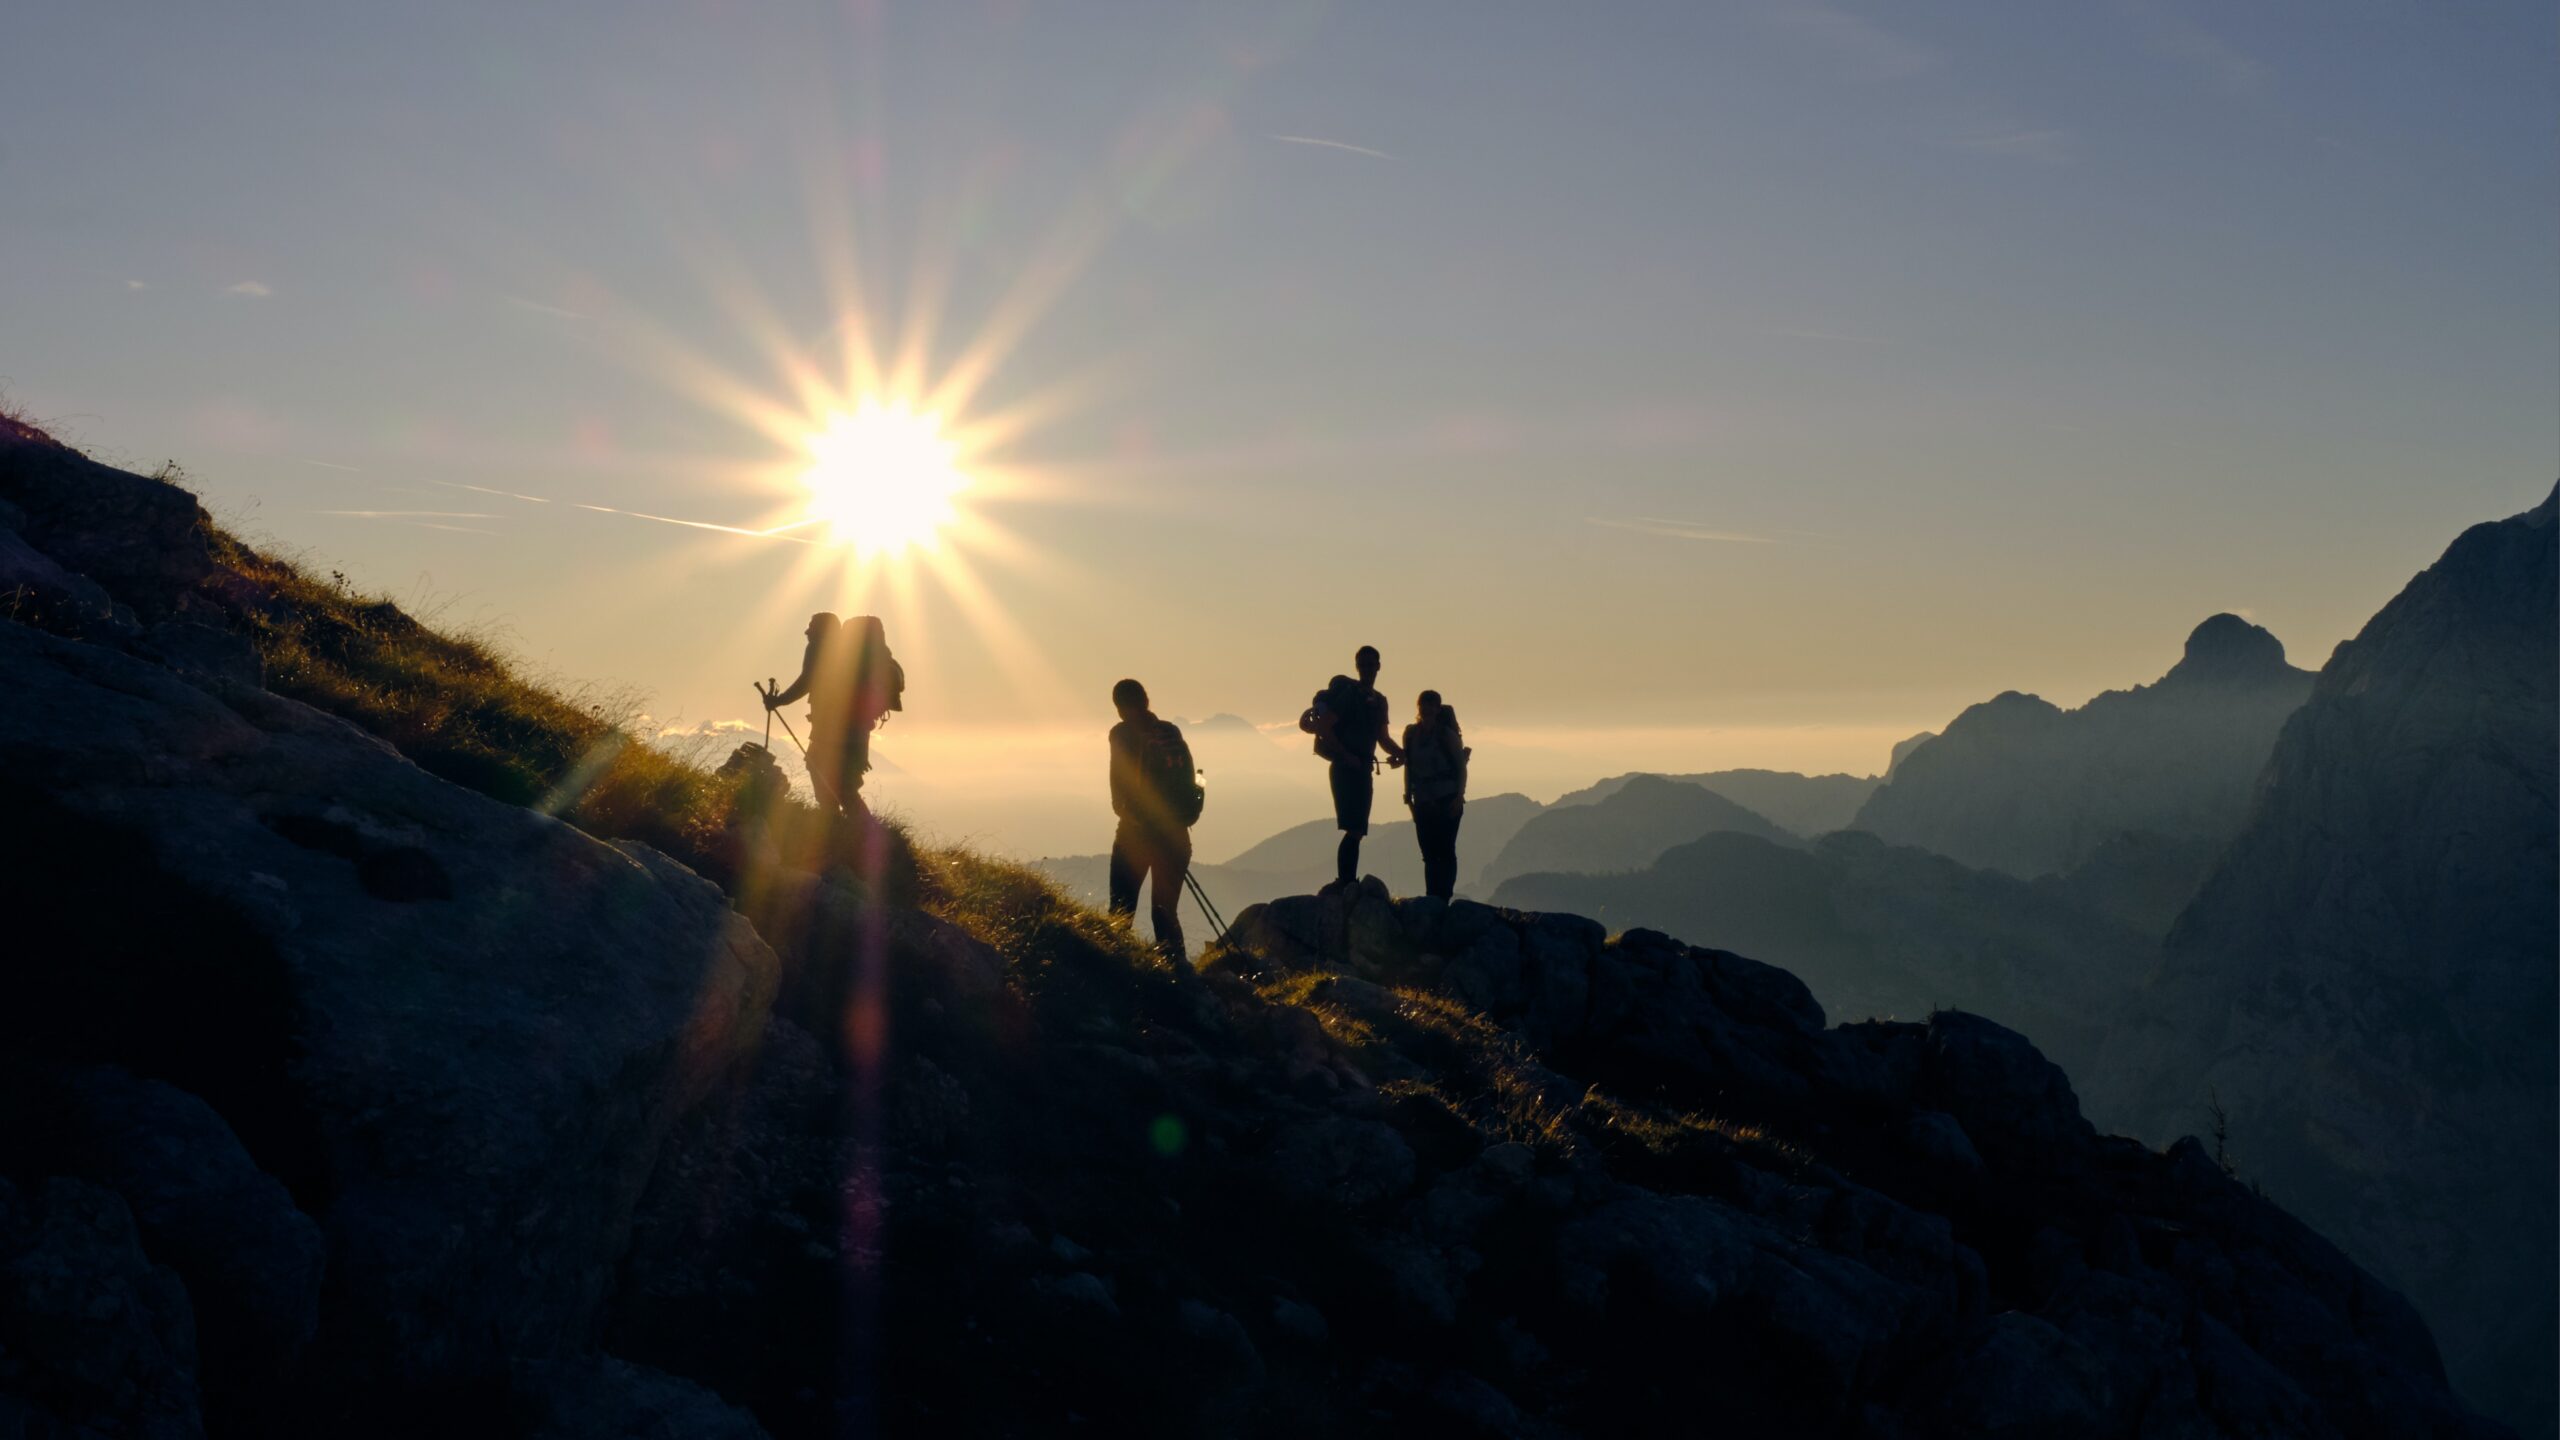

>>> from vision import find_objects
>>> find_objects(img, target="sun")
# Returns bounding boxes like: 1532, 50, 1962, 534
797, 400, 970, 558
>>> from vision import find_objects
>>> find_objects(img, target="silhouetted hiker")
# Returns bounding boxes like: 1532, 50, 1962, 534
765, 612, 904, 815
1300, 645, 1405, 894
1107, 678, 1201, 964
1402, 689, 1470, 900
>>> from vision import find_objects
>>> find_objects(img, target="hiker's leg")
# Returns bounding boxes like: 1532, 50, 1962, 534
1415, 802, 1451, 899
1329, 762, 1372, 888
843, 727, 872, 805
806, 729, 848, 813
1107, 822, 1140, 919
1440, 801, 1465, 899
1149, 834, 1189, 964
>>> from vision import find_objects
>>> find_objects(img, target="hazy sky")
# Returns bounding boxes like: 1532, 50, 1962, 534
5, 1, 2553, 855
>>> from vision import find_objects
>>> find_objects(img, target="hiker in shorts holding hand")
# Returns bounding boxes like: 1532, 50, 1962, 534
1107, 678, 1202, 964
1300, 645, 1405, 894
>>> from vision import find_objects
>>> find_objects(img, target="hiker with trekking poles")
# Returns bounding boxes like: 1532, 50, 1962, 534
1299, 645, 1406, 895
1106, 678, 1209, 965
759, 612, 903, 816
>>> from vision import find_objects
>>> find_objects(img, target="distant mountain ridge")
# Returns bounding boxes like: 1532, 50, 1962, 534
1850, 614, 2316, 877
1548, 767, 1882, 838
1477, 775, 1795, 891
2097, 484, 2559, 1437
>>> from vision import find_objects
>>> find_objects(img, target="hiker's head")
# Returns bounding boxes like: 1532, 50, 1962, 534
1417, 688, 1443, 723
805, 611, 840, 641
1355, 645, 1381, 683
1112, 677, 1149, 720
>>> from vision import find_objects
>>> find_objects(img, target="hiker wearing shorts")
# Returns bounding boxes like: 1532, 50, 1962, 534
1300, 645, 1405, 893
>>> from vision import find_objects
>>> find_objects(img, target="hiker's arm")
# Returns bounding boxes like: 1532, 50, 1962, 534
1377, 702, 1406, 763
768, 641, 819, 707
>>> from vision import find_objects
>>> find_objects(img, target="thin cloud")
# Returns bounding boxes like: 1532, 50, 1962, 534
432, 480, 553, 504
1760, 325, 1895, 345
571, 502, 818, 544
1770, 0, 1942, 79
1948, 128, 2075, 164
1588, 517, 1778, 545
1272, 135, 1393, 161
125, 279, 148, 292
314, 509, 500, 519
502, 295, 593, 321
226, 281, 273, 298
400, 521, 499, 535
2130, 4, 2266, 97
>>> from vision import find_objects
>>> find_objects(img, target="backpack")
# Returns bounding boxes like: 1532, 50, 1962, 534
1299, 676, 1372, 764
1403, 723, 1471, 804
1137, 720, 1205, 829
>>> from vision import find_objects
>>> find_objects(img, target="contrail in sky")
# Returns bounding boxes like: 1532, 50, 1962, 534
315, 509, 499, 519
432, 480, 553, 504
1587, 517, 1777, 544
1272, 135, 1393, 161
571, 502, 817, 544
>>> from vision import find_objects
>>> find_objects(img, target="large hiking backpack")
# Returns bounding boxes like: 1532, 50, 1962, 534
1299, 676, 1371, 764
1405, 724, 1470, 804
1138, 720, 1206, 828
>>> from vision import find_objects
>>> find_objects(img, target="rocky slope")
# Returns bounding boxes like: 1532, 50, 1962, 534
1852, 616, 2316, 877
2097, 485, 2558, 1438
0, 424, 2513, 1437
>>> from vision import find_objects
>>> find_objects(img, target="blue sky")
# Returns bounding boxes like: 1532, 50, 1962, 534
3, 0, 2552, 850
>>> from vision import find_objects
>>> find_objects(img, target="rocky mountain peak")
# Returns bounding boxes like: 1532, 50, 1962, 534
2164, 613, 2298, 686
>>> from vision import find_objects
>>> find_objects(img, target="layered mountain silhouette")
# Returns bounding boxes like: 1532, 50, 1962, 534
1476, 774, 1798, 890
2098, 484, 2559, 1437
0, 420, 2518, 1438
1545, 767, 1883, 838
1852, 615, 2316, 878
1491, 827, 2212, 1085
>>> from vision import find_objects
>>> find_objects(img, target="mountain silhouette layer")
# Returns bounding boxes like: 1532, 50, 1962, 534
1477, 774, 1797, 891
1852, 615, 2316, 878
0, 421, 2515, 1437
2098, 484, 2559, 1438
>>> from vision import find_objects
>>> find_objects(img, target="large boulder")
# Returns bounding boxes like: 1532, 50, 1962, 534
0, 617, 779, 1420
0, 1177, 203, 1440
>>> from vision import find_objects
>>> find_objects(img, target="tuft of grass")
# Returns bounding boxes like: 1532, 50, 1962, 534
200, 527, 809, 886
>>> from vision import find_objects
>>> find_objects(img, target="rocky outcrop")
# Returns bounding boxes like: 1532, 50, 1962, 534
1851, 615, 2316, 877
1181, 884, 2499, 1439
0, 614, 778, 1432
2099, 485, 2558, 1437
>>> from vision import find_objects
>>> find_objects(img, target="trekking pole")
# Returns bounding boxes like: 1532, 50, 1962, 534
754, 683, 811, 760
1183, 868, 1229, 945
761, 679, 775, 753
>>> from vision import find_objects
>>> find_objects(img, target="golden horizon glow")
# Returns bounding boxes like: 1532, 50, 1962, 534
794, 400, 970, 559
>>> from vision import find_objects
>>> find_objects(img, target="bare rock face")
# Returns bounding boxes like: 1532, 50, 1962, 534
0, 1177, 203, 1440
2102, 484, 2558, 1437
0, 617, 779, 1424
1851, 614, 2316, 877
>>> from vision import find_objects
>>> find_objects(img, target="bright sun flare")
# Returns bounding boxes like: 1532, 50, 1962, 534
798, 401, 970, 558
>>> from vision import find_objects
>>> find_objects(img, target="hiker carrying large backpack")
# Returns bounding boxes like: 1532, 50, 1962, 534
1401, 689, 1470, 900
765, 612, 905, 815
1297, 645, 1405, 893
1107, 677, 1200, 964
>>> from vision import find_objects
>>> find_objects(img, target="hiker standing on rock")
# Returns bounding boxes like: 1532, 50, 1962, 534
1402, 690, 1470, 900
1300, 645, 1405, 894
765, 612, 903, 815
1107, 678, 1202, 964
